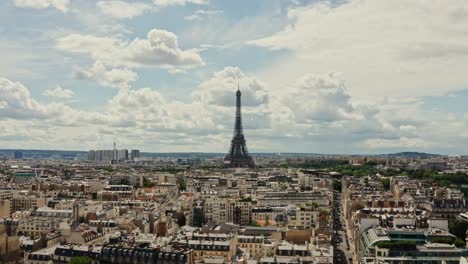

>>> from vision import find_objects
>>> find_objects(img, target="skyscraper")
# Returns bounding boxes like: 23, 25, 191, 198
130, 149, 140, 160
224, 86, 255, 168
88, 149, 131, 162
116, 149, 128, 161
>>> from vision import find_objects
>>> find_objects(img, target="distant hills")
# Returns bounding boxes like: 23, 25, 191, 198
382, 152, 442, 158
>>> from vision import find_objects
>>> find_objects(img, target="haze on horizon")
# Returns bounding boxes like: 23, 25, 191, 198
1, 0, 468, 155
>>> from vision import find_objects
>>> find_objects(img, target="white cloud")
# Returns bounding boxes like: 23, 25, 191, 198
153, 0, 207, 7
13, 0, 70, 12
0, 70, 416, 152
276, 74, 388, 148
108, 88, 218, 132
4, 65, 468, 153
0, 76, 218, 150
0, 77, 105, 126
251, 0, 468, 99
43, 86, 75, 99
127, 29, 203, 67
184, 9, 222, 21
0, 77, 83, 124
74, 61, 138, 89
100, 67, 273, 140
97, 0, 153, 19
56, 28, 204, 70
265, 73, 389, 145
282, 73, 359, 123
191, 67, 273, 133
193, 66, 269, 107
56, 34, 118, 56
0, 78, 46, 119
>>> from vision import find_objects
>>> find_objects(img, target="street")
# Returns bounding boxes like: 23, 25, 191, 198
332, 190, 353, 264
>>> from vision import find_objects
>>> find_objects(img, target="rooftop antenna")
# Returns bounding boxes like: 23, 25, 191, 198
113, 137, 117, 162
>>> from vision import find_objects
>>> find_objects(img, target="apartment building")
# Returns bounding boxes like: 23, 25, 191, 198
11, 195, 46, 214
227, 199, 252, 226
204, 197, 227, 223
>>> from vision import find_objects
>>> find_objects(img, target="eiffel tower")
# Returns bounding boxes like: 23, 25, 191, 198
224, 86, 255, 168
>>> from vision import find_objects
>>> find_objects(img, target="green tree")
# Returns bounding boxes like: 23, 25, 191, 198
69, 256, 92, 264
455, 238, 466, 248
376, 241, 417, 250
176, 176, 186, 191
142, 177, 156, 188
449, 221, 468, 240
333, 179, 342, 192
249, 221, 260, 227
100, 166, 114, 172
381, 178, 391, 190
430, 237, 455, 244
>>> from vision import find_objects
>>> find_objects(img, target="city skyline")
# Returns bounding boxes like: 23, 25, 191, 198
2, 0, 468, 154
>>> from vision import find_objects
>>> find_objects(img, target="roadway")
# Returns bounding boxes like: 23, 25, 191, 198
332, 190, 354, 264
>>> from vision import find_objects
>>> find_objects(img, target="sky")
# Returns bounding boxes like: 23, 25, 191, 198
1, 0, 468, 154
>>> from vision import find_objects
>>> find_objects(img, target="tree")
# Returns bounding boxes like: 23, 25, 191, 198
100, 166, 114, 172
176, 176, 186, 191
333, 179, 342, 192
455, 238, 466, 248
142, 177, 156, 188
430, 237, 454, 244
69, 256, 92, 264
249, 221, 260, 227
381, 178, 391, 190
376, 241, 416, 250
449, 221, 468, 240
